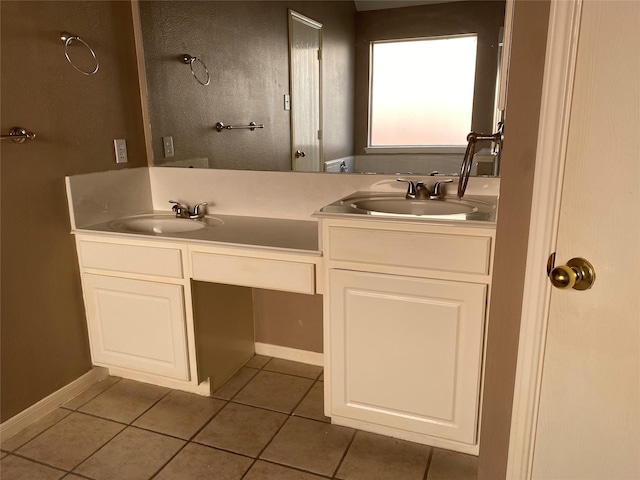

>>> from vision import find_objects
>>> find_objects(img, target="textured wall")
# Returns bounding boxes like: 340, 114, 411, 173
140, 1, 356, 171
0, 1, 147, 422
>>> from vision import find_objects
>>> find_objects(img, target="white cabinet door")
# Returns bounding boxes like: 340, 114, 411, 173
328, 269, 486, 444
82, 274, 190, 381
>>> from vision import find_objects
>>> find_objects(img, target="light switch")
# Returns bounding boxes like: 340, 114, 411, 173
163, 136, 175, 158
114, 139, 128, 164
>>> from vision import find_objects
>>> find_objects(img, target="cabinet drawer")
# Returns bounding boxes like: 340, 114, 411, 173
327, 226, 491, 275
191, 252, 315, 294
78, 240, 183, 278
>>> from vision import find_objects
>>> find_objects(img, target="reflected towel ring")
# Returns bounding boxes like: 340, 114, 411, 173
61, 31, 99, 76
182, 54, 210, 86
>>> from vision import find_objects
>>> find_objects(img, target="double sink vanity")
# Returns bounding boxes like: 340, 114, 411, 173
66, 166, 498, 455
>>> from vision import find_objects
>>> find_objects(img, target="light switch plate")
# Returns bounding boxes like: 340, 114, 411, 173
114, 139, 128, 164
163, 136, 175, 158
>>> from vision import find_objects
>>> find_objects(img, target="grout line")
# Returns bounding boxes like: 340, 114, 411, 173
423, 447, 435, 480
239, 374, 318, 479
1, 409, 73, 453
331, 428, 358, 478
63, 377, 123, 412
1, 451, 70, 476
147, 398, 233, 480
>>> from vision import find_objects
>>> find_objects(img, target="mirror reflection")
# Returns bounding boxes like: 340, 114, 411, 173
139, 1, 505, 175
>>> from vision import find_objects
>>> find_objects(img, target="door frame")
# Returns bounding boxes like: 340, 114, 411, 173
288, 9, 323, 171
506, 1, 583, 478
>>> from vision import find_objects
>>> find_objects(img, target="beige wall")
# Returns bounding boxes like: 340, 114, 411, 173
253, 290, 323, 353
477, 1, 551, 478
0, 1, 147, 422
140, 1, 356, 170
354, 1, 505, 153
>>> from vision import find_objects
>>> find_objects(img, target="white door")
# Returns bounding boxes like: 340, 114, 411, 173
83, 274, 190, 381
531, 1, 639, 478
289, 10, 322, 172
329, 269, 487, 446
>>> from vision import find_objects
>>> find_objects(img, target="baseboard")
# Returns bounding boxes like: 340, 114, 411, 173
254, 343, 324, 367
0, 367, 109, 442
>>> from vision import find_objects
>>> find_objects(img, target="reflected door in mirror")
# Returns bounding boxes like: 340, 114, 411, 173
290, 11, 322, 172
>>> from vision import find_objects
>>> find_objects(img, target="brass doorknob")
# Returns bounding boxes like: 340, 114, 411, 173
548, 257, 595, 290
295, 150, 306, 158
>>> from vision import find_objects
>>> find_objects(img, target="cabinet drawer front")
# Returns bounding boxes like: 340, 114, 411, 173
191, 252, 315, 294
79, 241, 183, 278
82, 274, 189, 380
327, 227, 491, 275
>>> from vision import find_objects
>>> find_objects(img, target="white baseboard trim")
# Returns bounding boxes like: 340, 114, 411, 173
0, 367, 109, 442
254, 343, 324, 367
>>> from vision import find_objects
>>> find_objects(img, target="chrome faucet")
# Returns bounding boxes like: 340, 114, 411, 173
169, 200, 208, 219
397, 179, 453, 200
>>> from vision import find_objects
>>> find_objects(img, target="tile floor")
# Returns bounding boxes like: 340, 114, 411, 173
0, 356, 477, 480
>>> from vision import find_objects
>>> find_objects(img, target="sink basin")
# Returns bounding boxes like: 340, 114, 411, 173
350, 197, 479, 216
108, 214, 223, 234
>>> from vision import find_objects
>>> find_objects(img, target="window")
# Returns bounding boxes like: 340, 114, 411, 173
369, 35, 478, 149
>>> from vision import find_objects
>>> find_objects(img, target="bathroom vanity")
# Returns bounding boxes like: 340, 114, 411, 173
66, 167, 497, 455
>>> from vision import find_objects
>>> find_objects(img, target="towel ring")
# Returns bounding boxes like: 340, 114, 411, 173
182, 54, 210, 86
61, 32, 99, 76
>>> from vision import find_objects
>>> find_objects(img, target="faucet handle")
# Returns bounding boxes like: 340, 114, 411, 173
169, 200, 188, 217
397, 178, 416, 198
193, 202, 208, 216
431, 179, 454, 198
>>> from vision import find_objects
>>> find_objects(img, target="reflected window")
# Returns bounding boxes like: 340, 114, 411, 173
369, 35, 478, 148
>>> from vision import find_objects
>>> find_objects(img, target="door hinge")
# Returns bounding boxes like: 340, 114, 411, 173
317, 129, 323, 140
317, 49, 322, 60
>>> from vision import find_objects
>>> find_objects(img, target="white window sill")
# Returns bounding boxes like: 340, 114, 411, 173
364, 146, 466, 155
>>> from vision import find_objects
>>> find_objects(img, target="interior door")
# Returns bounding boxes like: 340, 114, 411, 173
289, 10, 322, 172
531, 1, 639, 478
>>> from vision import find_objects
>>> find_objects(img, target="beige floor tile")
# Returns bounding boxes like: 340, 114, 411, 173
1, 409, 71, 451
194, 403, 287, 457
264, 358, 323, 379
245, 355, 271, 369
244, 460, 328, 480
155, 442, 252, 480
426, 448, 478, 480
293, 382, 329, 423
234, 371, 313, 414
74, 426, 185, 480
133, 390, 225, 439
15, 412, 124, 471
78, 379, 169, 423
261, 416, 354, 476
212, 367, 259, 400
0, 455, 66, 480
61, 475, 88, 480
336, 431, 431, 480
62, 376, 121, 410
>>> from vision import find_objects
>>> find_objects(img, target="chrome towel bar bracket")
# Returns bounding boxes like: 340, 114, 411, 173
216, 122, 264, 132
1, 127, 36, 144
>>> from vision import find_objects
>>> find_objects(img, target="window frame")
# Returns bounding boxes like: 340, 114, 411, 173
366, 34, 479, 153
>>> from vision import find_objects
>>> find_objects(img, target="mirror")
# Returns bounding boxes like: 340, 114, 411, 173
138, 1, 506, 175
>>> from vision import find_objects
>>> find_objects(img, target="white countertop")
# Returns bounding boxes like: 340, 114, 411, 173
76, 212, 321, 255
